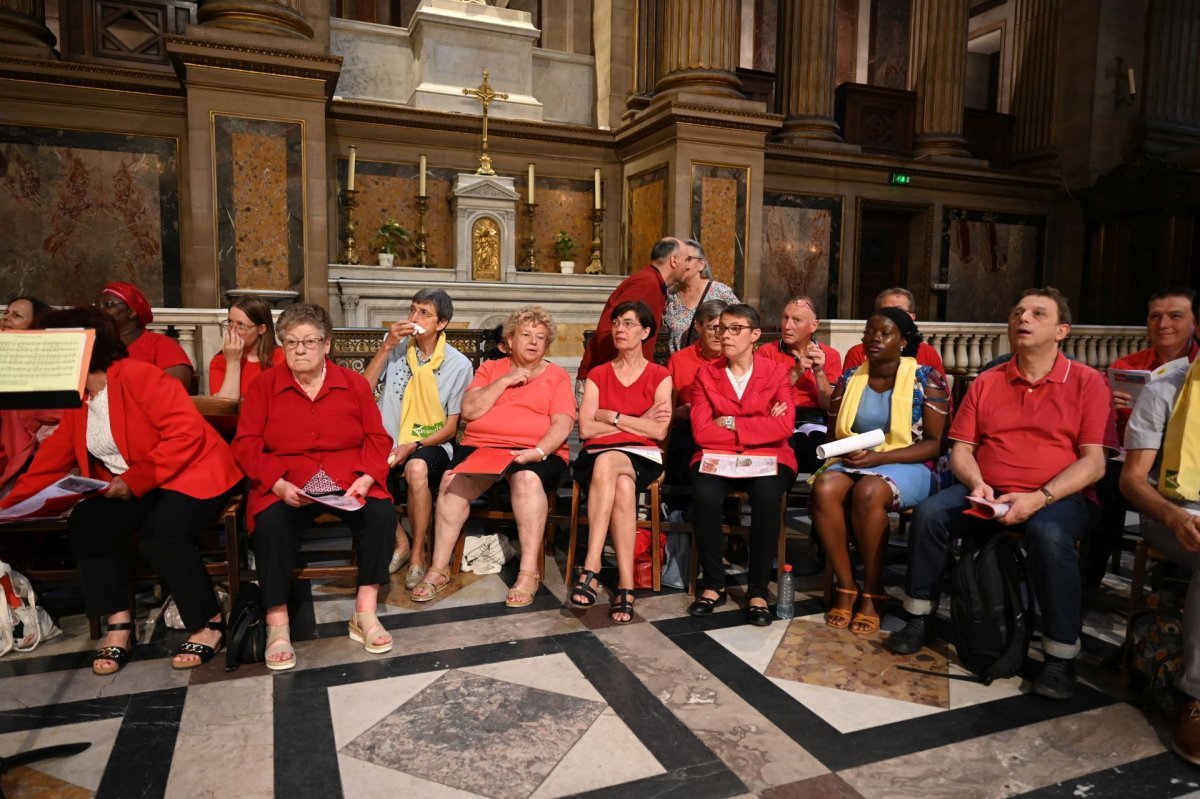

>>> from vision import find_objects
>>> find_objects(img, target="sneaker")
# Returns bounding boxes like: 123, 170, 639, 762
1174, 699, 1200, 765
883, 614, 932, 655
1032, 656, 1076, 700
388, 547, 411, 575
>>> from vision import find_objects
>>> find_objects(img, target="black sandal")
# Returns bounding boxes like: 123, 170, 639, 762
570, 569, 600, 607
172, 618, 226, 671
92, 621, 135, 676
609, 588, 636, 625
746, 603, 773, 627
687, 590, 727, 617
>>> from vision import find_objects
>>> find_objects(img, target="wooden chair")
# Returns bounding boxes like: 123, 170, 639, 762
448, 483, 559, 585
563, 473, 664, 593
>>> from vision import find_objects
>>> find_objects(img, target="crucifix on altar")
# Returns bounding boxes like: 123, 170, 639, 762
462, 70, 509, 176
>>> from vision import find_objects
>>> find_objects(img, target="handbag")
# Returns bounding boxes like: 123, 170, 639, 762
0, 561, 62, 657
225, 581, 265, 671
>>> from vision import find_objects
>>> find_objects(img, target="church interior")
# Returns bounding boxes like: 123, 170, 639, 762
2, 0, 1200, 796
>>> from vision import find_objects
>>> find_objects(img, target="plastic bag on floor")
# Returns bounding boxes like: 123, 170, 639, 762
0, 561, 63, 656
461, 533, 517, 575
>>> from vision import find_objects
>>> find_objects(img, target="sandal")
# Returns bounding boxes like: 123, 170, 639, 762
826, 586, 858, 630
569, 569, 600, 607
687, 590, 727, 617
172, 618, 226, 671
505, 570, 540, 608
609, 588, 636, 625
746, 602, 772, 627
410, 567, 451, 602
92, 621, 135, 676
265, 623, 296, 671
349, 611, 393, 654
404, 564, 427, 591
849, 592, 887, 636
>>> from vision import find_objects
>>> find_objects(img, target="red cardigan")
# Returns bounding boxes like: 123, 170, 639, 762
689, 356, 797, 473
0, 359, 242, 507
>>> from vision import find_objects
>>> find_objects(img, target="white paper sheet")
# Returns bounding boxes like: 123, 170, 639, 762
815, 429, 885, 460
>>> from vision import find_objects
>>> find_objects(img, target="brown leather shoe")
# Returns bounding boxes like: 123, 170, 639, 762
1174, 698, 1200, 765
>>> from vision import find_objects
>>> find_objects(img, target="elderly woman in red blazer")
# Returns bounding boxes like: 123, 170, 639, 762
687, 303, 796, 626
0, 308, 242, 674
233, 303, 395, 671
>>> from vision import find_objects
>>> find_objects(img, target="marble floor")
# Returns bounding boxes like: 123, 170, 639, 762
2, 520, 1198, 799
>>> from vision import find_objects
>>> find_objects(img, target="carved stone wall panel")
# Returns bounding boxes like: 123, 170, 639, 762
60, 0, 196, 69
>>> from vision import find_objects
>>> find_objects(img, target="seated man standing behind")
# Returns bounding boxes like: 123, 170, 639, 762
755, 296, 842, 474
363, 289, 473, 590
886, 288, 1109, 700
1121, 351, 1200, 765
843, 287, 945, 375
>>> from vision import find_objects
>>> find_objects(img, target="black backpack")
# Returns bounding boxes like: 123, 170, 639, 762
949, 534, 1033, 684
225, 582, 266, 671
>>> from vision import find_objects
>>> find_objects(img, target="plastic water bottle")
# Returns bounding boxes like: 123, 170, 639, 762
777, 564, 796, 619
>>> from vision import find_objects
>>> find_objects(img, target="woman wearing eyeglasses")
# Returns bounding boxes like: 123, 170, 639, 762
662, 239, 738, 353
209, 295, 284, 399
232, 304, 396, 670
94, 282, 194, 392
687, 304, 796, 626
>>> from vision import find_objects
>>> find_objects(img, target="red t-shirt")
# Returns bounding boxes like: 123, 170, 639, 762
755, 340, 842, 410
208, 349, 286, 397
668, 342, 719, 406
949, 353, 1110, 495
1110, 340, 1199, 441
845, 340, 945, 375
127, 330, 193, 371
577, 265, 668, 380
459, 359, 577, 461
584, 360, 670, 449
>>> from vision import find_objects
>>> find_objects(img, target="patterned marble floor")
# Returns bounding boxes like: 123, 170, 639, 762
2, 532, 1199, 799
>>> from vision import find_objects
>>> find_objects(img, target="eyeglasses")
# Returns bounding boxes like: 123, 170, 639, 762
93, 300, 125, 310
221, 320, 257, 332
686, 256, 704, 263
701, 323, 722, 332
613, 319, 644, 330
282, 337, 325, 350
717, 324, 755, 336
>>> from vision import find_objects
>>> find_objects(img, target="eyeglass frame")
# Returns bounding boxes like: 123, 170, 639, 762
717, 324, 757, 336
220, 320, 260, 333
281, 336, 326, 351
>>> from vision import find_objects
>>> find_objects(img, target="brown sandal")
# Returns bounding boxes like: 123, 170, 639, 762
850, 592, 887, 636
825, 586, 858, 630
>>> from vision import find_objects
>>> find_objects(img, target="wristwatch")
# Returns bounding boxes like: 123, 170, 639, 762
1038, 487, 1055, 506
613, 412, 621, 426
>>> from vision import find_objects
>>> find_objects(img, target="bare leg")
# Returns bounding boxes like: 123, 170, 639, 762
354, 584, 391, 647
94, 610, 133, 672
404, 457, 433, 569
812, 471, 859, 616
573, 452, 630, 601
508, 470, 548, 600
610, 472, 639, 623
848, 476, 894, 631
415, 471, 493, 597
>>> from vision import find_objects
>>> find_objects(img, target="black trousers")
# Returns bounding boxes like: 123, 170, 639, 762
689, 464, 796, 599
664, 423, 697, 513
68, 488, 234, 633
252, 497, 395, 608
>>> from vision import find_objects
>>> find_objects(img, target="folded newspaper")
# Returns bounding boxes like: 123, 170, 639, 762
0, 475, 109, 522
698, 450, 778, 478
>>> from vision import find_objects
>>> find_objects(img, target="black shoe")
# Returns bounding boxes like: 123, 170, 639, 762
746, 604, 772, 627
688, 590, 728, 617
1032, 656, 1076, 700
884, 614, 932, 655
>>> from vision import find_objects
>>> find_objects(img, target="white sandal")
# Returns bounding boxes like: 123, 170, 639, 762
265, 623, 296, 671
348, 611, 393, 654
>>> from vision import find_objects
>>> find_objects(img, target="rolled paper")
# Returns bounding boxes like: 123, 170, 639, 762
527, 163, 535, 204
815, 428, 885, 460
419, 154, 427, 196
347, 145, 357, 191
594, 167, 601, 209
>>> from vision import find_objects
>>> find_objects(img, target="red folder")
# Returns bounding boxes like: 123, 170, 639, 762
450, 448, 518, 477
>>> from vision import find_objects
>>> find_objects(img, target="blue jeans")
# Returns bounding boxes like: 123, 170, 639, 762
902, 482, 1100, 659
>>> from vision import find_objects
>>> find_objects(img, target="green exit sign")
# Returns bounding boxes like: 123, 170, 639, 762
890, 172, 911, 185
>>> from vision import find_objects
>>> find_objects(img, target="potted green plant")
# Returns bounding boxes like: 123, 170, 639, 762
375, 219, 412, 267
553, 231, 578, 274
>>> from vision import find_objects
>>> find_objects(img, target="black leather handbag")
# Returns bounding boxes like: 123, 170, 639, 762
225, 582, 266, 671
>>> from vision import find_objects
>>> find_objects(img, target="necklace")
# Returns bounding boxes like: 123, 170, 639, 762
726, 365, 752, 392
294, 363, 327, 400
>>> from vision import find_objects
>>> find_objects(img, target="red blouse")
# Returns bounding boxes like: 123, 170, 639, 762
208, 349, 286, 396
583, 360, 671, 449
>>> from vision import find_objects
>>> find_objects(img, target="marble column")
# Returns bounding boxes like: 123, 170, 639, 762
1138, 0, 1200, 151
0, 0, 56, 58
196, 0, 314, 40
626, 0, 666, 114
775, 0, 842, 142
1010, 0, 1059, 164
654, 0, 742, 98
908, 0, 970, 158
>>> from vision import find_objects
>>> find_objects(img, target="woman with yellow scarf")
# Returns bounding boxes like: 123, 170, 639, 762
811, 307, 950, 635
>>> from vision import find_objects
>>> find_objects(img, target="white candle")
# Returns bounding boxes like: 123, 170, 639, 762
1127, 67, 1137, 96
527, 163, 535, 204
347, 145, 356, 191
419, 154, 427, 197
594, 168, 601, 210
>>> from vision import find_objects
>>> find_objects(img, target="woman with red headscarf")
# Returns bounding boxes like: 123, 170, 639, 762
94, 282, 193, 391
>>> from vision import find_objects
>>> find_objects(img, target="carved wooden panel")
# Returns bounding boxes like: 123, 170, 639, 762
60, 0, 196, 69
835, 82, 915, 155
963, 108, 1014, 168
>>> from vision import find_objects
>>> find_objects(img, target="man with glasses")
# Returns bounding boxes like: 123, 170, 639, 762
94, 281, 193, 392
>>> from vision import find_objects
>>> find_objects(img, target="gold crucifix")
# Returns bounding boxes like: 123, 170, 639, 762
462, 70, 509, 176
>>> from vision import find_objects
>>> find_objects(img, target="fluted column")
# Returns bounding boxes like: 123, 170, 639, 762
1010, 0, 1060, 163
627, 0, 666, 113
654, 0, 742, 99
908, 0, 970, 158
1139, 0, 1200, 150
775, 0, 842, 142
197, 0, 314, 39
0, 0, 56, 57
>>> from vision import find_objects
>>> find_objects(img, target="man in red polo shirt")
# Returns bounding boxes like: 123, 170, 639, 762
755, 296, 841, 474
843, 287, 945, 375
577, 237, 689, 387
886, 288, 1109, 700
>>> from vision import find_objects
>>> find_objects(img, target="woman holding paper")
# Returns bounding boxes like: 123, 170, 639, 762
688, 304, 796, 626
811, 307, 949, 634
232, 303, 396, 669
412, 306, 575, 608
571, 301, 672, 623
208, 294, 284, 399
0, 307, 242, 674
1, 295, 59, 498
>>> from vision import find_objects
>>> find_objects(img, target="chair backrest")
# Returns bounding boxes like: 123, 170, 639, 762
192, 396, 241, 441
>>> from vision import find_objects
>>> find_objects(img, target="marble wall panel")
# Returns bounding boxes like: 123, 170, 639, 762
0, 125, 179, 306
755, 0, 778, 71
213, 116, 303, 299
513, 176, 595, 273
692, 163, 749, 297
762, 192, 842, 323
869, 0, 910, 90
836, 0, 860, 86
337, 160, 455, 269
942, 209, 1044, 323
627, 166, 668, 269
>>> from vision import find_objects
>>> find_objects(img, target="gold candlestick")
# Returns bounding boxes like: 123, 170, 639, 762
414, 194, 430, 268
520, 202, 537, 271
341, 189, 360, 265
586, 207, 604, 274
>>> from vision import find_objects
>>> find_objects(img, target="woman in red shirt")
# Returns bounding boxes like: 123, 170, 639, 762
411, 306, 576, 608
688, 304, 796, 626
209, 295, 284, 399
232, 304, 395, 670
571, 301, 672, 623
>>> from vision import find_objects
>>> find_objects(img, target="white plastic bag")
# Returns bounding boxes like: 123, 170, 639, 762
0, 561, 63, 656
460, 533, 517, 575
